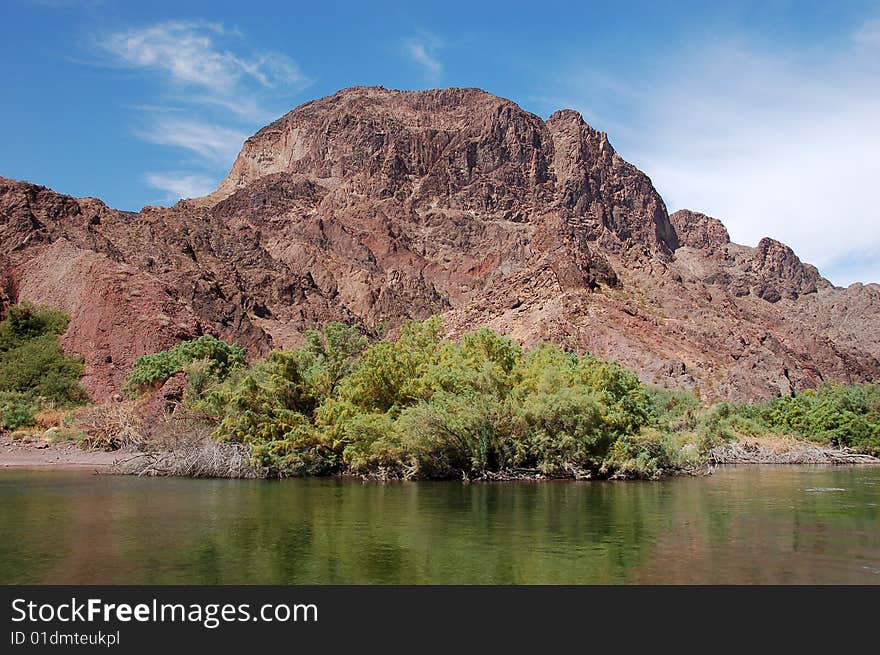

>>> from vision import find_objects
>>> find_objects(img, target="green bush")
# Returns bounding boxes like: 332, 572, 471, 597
123, 334, 247, 396
513, 387, 610, 474
302, 322, 368, 397
198, 319, 665, 478
601, 429, 703, 479
0, 304, 88, 431
201, 323, 368, 476
0, 303, 69, 352
0, 392, 38, 430
398, 391, 510, 477
756, 383, 880, 454
132, 316, 880, 477
338, 317, 444, 413
0, 335, 87, 405
651, 382, 880, 456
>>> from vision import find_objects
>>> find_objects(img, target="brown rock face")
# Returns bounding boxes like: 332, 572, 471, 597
670, 209, 729, 251
1, 86, 877, 401
750, 237, 822, 302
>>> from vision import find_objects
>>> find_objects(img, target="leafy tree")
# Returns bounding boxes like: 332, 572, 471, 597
0, 303, 69, 352
131, 315, 880, 478
302, 322, 367, 396
123, 334, 246, 396
0, 304, 88, 430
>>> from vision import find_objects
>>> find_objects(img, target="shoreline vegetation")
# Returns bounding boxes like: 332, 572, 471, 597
1, 304, 879, 480
2, 433, 877, 475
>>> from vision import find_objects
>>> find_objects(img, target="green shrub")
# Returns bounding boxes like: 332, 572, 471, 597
0, 304, 87, 431
205, 319, 667, 478
755, 383, 880, 454
302, 322, 368, 397
205, 327, 364, 477
0, 303, 69, 352
128, 316, 880, 478
0, 335, 87, 405
183, 357, 218, 405
250, 423, 333, 477
397, 391, 511, 477
512, 387, 609, 474
0, 392, 37, 430
340, 412, 407, 475
645, 387, 700, 431
123, 334, 246, 396
337, 317, 444, 413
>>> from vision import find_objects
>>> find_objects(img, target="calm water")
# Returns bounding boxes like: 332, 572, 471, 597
1, 466, 878, 584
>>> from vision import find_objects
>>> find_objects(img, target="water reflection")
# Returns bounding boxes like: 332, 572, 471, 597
0, 466, 878, 584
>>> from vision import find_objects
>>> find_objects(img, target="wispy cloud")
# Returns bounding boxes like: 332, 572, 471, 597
99, 21, 306, 98
137, 119, 247, 164
92, 20, 310, 202
404, 36, 442, 80
144, 172, 218, 200
546, 19, 880, 286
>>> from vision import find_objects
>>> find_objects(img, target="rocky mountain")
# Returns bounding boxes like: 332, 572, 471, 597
2, 86, 878, 401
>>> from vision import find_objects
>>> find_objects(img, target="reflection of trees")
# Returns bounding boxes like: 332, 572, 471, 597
3, 467, 878, 584
0, 474, 670, 584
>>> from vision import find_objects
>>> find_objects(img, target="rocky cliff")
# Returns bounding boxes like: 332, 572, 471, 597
2, 86, 878, 401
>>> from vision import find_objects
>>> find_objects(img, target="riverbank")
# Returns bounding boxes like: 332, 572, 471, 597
0, 435, 121, 469
708, 435, 880, 465
4, 310, 879, 481
2, 433, 876, 476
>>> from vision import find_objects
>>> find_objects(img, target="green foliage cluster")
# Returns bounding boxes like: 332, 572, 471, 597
645, 382, 880, 457
132, 319, 880, 478
751, 383, 880, 455
196, 319, 680, 479
0, 303, 88, 430
123, 334, 247, 396
0, 392, 37, 430
645, 390, 739, 452
602, 429, 703, 478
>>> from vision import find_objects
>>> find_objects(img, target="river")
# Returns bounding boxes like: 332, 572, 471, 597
1, 466, 878, 584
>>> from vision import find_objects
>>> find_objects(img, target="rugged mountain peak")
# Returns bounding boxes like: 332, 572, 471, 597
208, 86, 677, 258
750, 237, 824, 302
668, 207, 828, 304
543, 108, 677, 256
2, 88, 878, 402
670, 209, 730, 250
210, 86, 547, 204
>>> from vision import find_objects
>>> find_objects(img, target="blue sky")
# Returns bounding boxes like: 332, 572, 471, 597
2, 0, 879, 285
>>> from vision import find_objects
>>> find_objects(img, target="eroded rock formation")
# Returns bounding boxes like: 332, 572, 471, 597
1, 86, 877, 401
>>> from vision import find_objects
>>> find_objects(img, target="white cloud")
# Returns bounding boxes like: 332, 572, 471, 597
137, 119, 247, 164
144, 173, 218, 200
548, 22, 880, 286
187, 94, 277, 123
99, 21, 305, 96
404, 36, 442, 79
93, 20, 309, 202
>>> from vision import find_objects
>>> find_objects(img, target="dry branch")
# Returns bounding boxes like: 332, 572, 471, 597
709, 440, 880, 465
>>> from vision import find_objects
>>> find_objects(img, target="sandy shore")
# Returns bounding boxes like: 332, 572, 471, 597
0, 436, 121, 469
